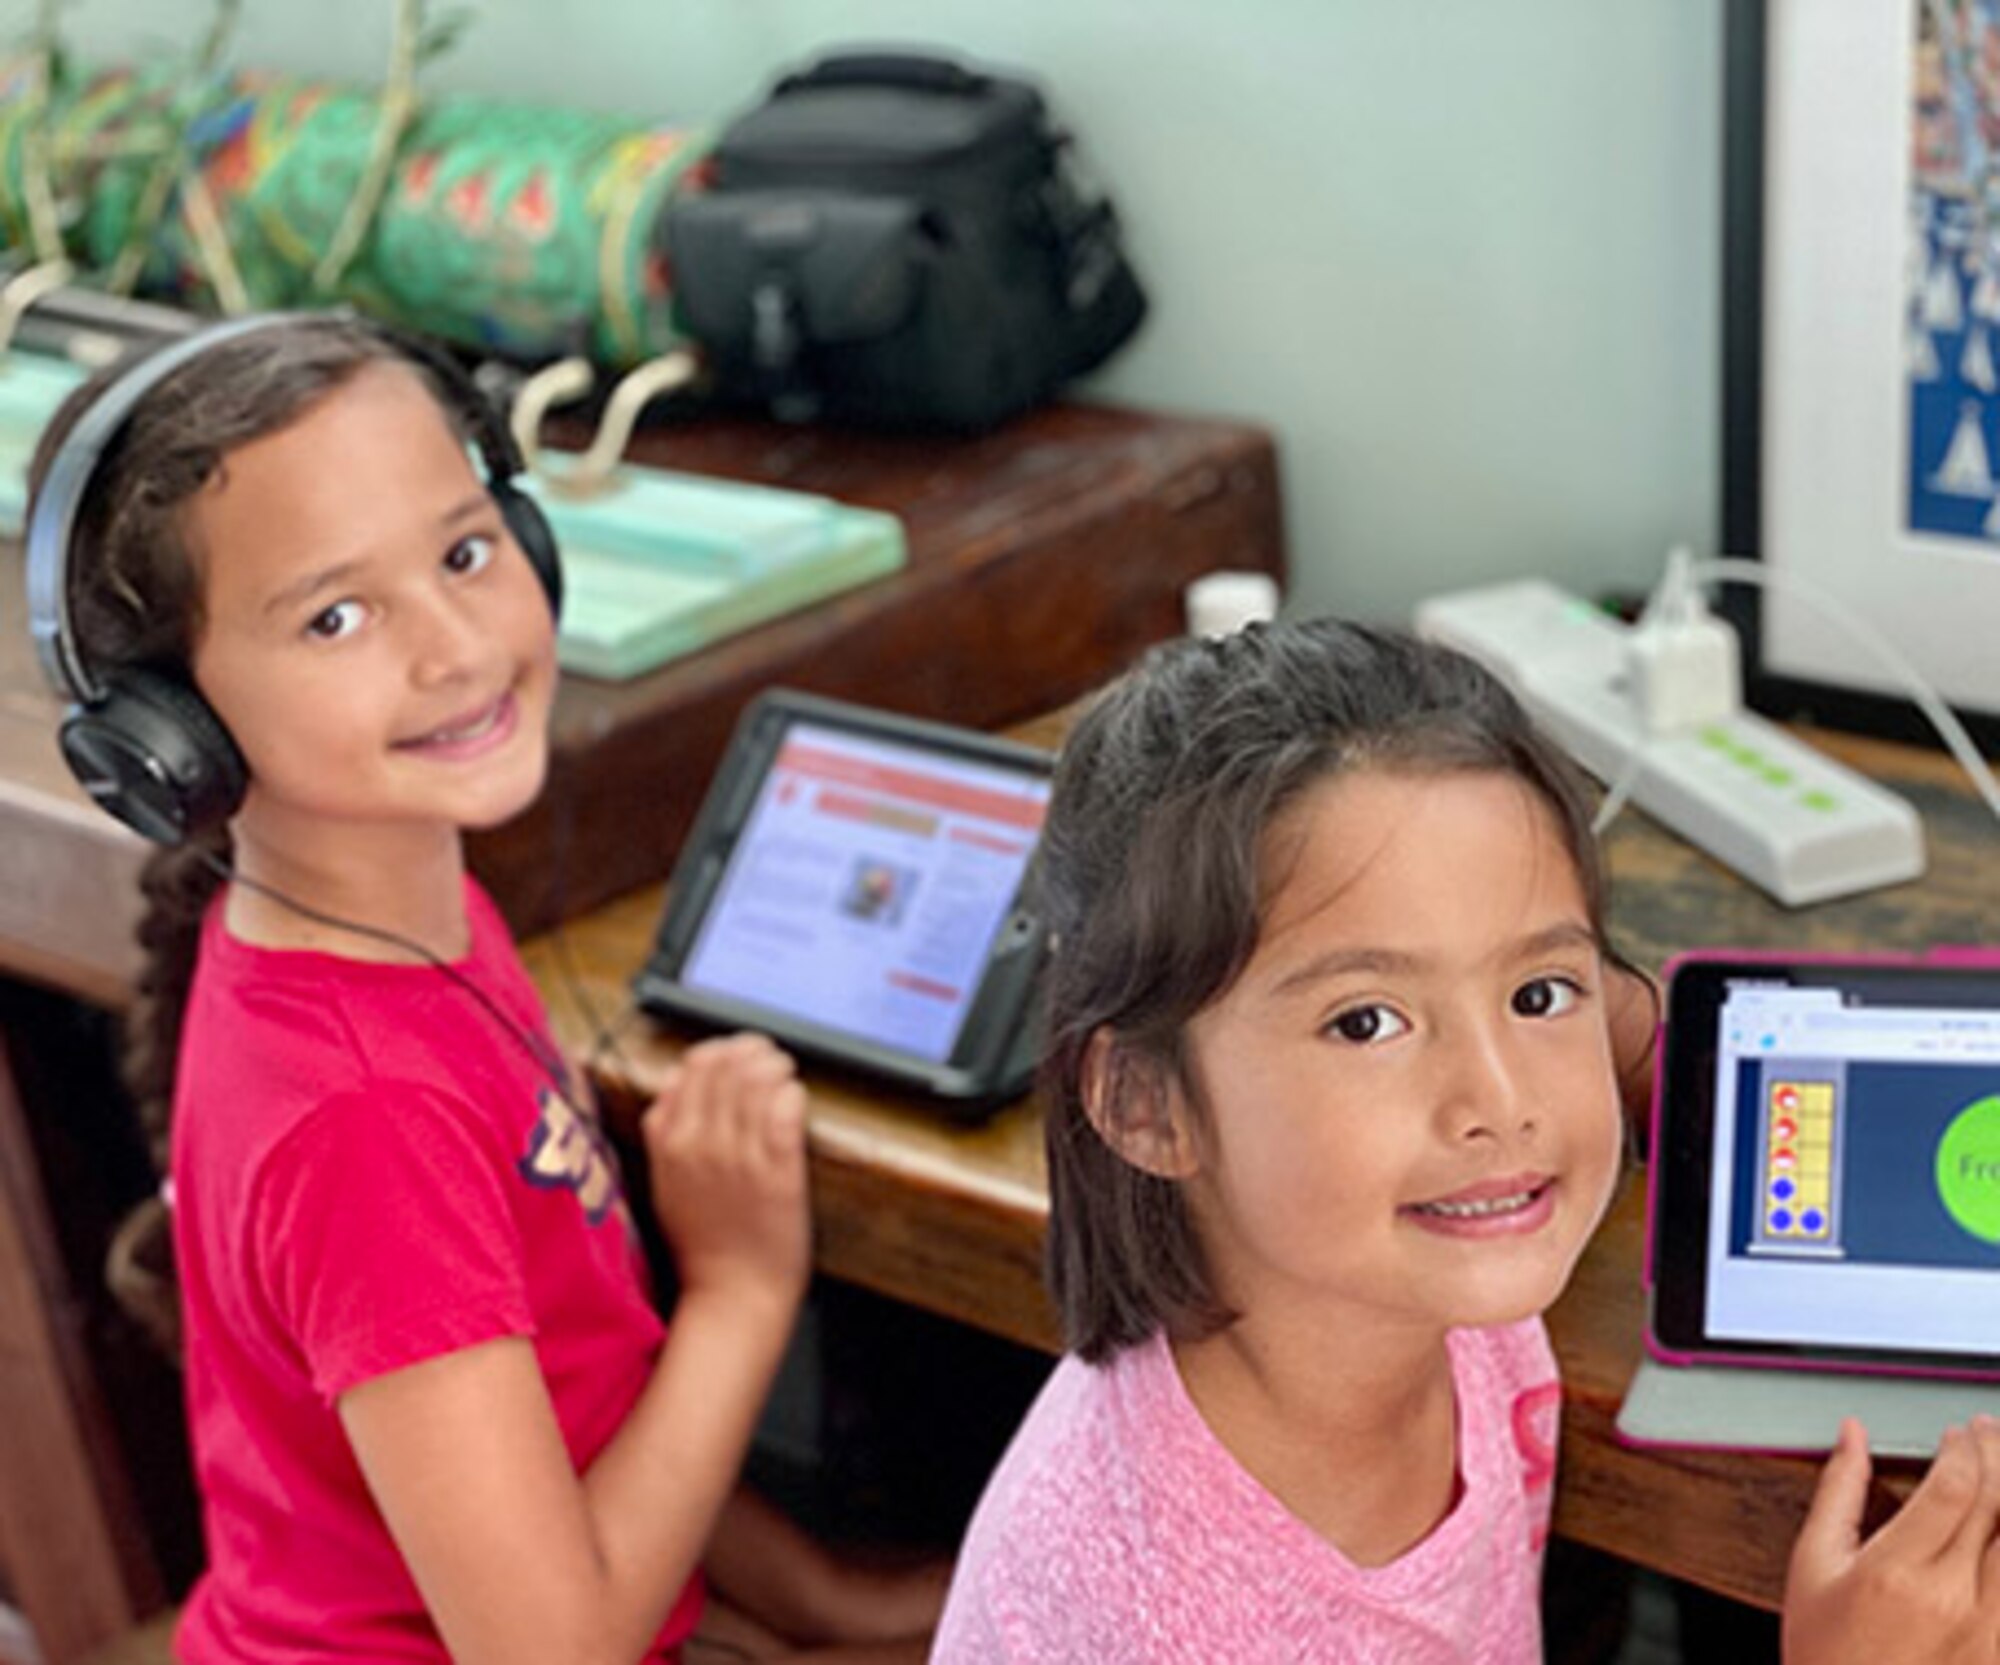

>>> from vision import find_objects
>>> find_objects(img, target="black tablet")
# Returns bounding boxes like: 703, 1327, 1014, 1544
1649, 950, 2000, 1378
633, 690, 1054, 1115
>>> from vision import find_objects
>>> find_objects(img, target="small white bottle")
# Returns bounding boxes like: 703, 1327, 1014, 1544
1184, 570, 1282, 638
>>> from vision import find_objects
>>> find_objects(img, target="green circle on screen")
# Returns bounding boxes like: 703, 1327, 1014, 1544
1936, 1096, 2000, 1243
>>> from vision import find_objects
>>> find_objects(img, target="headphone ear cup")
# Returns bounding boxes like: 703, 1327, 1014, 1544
492, 481, 562, 620
59, 667, 248, 846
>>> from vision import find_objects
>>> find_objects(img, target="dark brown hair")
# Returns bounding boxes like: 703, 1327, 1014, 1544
27, 316, 428, 1168
1039, 618, 1632, 1361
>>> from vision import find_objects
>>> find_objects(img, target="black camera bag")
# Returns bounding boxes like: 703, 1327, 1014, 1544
664, 50, 1146, 430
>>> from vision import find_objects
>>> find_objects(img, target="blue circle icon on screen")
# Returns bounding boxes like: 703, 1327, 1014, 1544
1770, 1208, 1794, 1231
1771, 1177, 1795, 1201
1801, 1208, 1825, 1233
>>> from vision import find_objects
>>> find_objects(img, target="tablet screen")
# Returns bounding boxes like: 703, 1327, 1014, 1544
676, 718, 1051, 1064
1657, 960, 2000, 1371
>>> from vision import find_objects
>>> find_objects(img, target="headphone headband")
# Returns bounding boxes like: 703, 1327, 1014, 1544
23, 310, 538, 707
25, 312, 299, 705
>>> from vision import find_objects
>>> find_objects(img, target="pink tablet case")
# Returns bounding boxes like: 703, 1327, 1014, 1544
1618, 945, 2000, 1454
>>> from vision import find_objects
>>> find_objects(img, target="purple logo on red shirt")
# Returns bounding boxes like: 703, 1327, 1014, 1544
518, 1086, 623, 1227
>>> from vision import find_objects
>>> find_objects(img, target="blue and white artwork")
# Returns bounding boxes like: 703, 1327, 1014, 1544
1908, 1, 2000, 543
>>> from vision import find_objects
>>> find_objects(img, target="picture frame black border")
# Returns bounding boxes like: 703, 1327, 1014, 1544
1718, 0, 2000, 756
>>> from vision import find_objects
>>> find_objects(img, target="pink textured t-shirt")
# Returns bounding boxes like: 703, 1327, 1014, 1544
933, 1320, 1561, 1663
170, 879, 703, 1662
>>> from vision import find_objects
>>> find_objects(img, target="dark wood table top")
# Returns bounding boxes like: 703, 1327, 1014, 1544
521, 719, 1999, 1612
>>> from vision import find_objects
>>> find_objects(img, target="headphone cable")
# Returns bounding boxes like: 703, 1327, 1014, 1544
196, 851, 633, 1112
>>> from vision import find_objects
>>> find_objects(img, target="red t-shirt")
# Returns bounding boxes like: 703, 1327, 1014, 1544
170, 879, 702, 1661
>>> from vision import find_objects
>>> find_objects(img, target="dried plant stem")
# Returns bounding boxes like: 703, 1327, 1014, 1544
180, 170, 249, 313
311, 0, 421, 297
18, 0, 68, 262
106, 0, 243, 297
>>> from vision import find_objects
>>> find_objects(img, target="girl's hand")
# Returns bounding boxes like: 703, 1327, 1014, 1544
1783, 1417, 2000, 1665
641, 1033, 811, 1311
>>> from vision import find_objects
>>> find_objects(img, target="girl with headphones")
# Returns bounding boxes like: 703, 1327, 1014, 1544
25, 313, 943, 1663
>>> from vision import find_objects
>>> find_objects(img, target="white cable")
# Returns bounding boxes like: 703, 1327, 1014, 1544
1590, 553, 2000, 838
1694, 555, 2000, 825
1589, 738, 1645, 838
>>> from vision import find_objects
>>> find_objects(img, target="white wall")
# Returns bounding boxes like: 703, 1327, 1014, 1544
55, 0, 1725, 625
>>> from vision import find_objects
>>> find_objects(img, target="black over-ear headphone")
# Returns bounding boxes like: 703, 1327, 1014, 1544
24, 311, 563, 847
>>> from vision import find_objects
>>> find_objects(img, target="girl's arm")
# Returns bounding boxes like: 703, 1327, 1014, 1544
339, 1033, 811, 1665
703, 1483, 953, 1646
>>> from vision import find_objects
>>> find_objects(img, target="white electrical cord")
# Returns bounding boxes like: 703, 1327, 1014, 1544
1589, 553, 2000, 839
1589, 722, 1646, 837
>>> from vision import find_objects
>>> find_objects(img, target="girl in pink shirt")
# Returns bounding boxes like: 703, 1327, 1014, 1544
933, 621, 2000, 1663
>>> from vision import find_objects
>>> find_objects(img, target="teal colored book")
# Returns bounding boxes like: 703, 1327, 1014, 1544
524, 467, 907, 681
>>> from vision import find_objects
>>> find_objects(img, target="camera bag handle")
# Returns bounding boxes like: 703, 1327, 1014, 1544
775, 51, 992, 98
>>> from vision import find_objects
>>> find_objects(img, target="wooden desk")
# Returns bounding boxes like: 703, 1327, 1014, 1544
521, 722, 1999, 1614
0, 407, 1281, 1665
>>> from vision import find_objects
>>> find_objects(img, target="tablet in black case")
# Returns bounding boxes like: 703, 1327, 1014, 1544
634, 690, 1054, 1116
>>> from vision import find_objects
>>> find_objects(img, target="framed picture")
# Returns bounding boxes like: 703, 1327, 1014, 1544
1722, 0, 2000, 754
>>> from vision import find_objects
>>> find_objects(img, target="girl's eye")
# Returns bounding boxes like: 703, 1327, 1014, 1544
443, 534, 496, 576
1513, 976, 1583, 1019
1325, 1004, 1411, 1045
304, 600, 365, 641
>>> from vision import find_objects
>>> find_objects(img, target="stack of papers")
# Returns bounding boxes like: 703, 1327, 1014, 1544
525, 466, 906, 681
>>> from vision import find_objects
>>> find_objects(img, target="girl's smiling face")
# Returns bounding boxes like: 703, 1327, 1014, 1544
188, 362, 559, 846
1170, 765, 1624, 1343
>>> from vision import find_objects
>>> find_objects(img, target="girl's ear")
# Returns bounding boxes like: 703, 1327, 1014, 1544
1079, 1027, 1201, 1180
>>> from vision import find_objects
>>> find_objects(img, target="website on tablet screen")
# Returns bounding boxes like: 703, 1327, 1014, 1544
1705, 981, 2000, 1358
681, 722, 1051, 1062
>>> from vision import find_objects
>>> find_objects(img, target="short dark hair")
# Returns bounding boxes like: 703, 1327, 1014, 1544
1038, 618, 1626, 1361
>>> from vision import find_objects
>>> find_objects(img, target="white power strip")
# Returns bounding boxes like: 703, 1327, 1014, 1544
1413, 580, 1926, 907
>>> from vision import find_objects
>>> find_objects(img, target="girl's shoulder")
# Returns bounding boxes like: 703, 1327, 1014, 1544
960, 1336, 1187, 1550
191, 874, 521, 1015
462, 874, 513, 950
179, 878, 533, 1138
937, 1346, 1165, 1661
